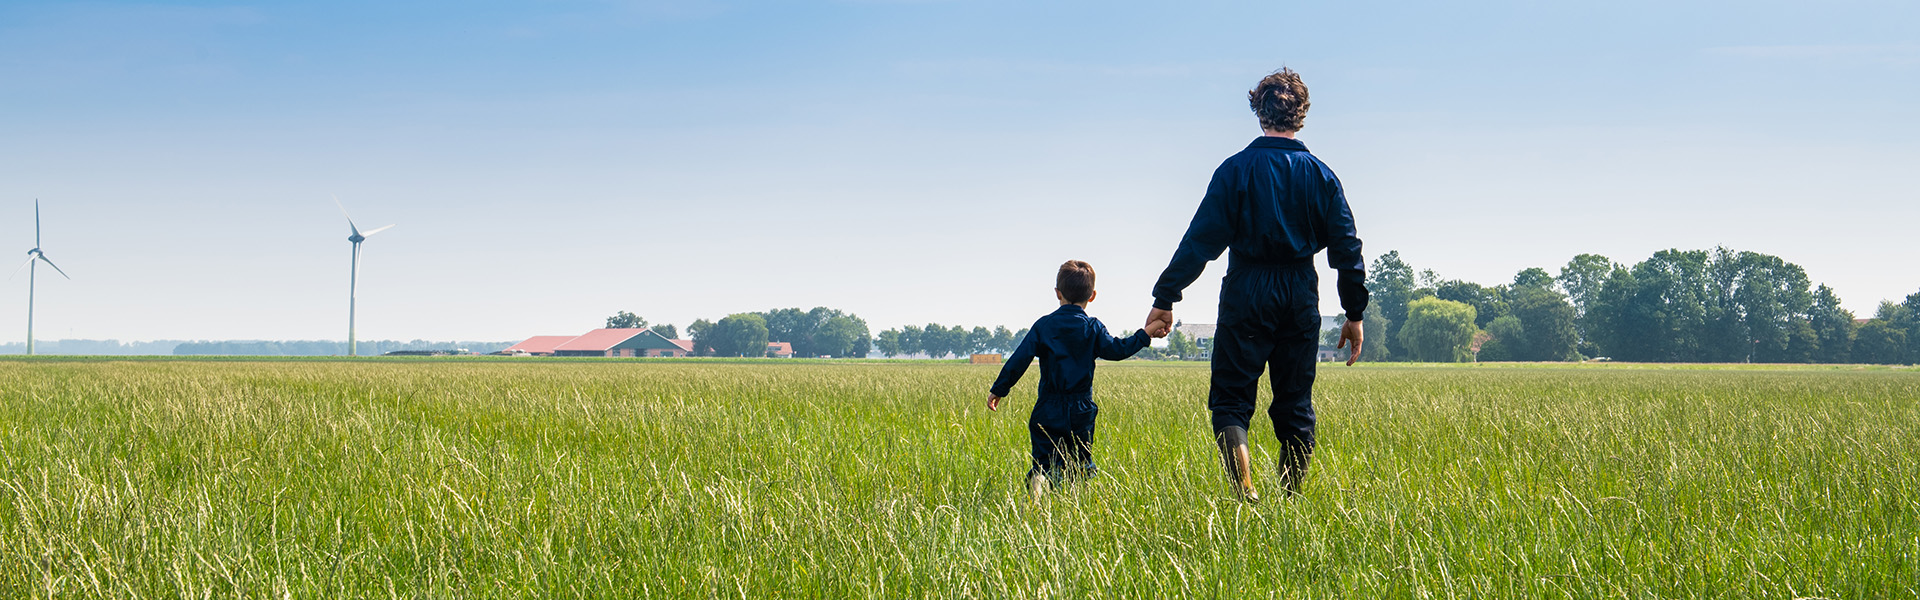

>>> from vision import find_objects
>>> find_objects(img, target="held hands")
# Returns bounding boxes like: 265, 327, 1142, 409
1337, 319, 1365, 366
1144, 308, 1175, 338
987, 394, 1002, 412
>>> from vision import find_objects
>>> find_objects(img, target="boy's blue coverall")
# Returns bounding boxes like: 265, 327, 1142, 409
990, 305, 1151, 479
1151, 136, 1369, 455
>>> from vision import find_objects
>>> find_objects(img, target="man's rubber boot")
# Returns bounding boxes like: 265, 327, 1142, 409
1217, 427, 1259, 503
1276, 444, 1313, 497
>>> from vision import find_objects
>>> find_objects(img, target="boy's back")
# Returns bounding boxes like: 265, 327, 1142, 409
990, 305, 1146, 401
988, 261, 1151, 485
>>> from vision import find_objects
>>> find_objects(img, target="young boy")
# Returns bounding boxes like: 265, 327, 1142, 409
988, 260, 1154, 496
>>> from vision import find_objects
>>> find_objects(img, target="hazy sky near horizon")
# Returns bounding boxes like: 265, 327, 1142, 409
3, 0, 1916, 343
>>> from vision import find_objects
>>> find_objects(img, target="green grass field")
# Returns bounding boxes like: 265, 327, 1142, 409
1, 358, 1915, 598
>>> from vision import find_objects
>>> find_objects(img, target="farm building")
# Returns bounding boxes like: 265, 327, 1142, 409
553, 329, 694, 357
501, 336, 576, 357
504, 329, 694, 358
504, 331, 797, 358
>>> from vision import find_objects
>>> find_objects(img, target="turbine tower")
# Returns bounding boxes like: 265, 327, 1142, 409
14, 200, 71, 356
335, 198, 394, 356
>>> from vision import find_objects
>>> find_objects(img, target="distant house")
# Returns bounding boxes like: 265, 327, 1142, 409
767, 342, 793, 358
502, 335, 577, 357
533, 328, 693, 357
1176, 323, 1218, 361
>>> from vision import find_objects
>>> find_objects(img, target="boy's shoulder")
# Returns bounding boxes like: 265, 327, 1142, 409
1030, 308, 1102, 337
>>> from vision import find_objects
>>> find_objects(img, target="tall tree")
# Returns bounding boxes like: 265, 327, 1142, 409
1166, 328, 1192, 360
762, 308, 811, 354
1512, 267, 1555, 291
875, 329, 902, 358
606, 311, 647, 329
1367, 251, 1418, 361
1478, 315, 1523, 362
1559, 254, 1620, 356
1853, 320, 1906, 365
965, 326, 993, 356
990, 326, 1016, 354
1398, 297, 1478, 362
650, 323, 677, 339
1355, 302, 1392, 362
1902, 290, 1920, 364
1612, 249, 1712, 362
1507, 286, 1579, 361
1808, 285, 1855, 363
813, 316, 862, 358
686, 319, 716, 356
1435, 280, 1508, 328
919, 323, 951, 359
898, 325, 924, 358
706, 313, 770, 358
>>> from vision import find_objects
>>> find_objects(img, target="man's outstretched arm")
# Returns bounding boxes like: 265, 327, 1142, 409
1147, 168, 1235, 331
1324, 175, 1368, 323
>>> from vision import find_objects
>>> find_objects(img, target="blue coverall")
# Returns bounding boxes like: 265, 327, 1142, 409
1151, 136, 1369, 455
990, 304, 1151, 480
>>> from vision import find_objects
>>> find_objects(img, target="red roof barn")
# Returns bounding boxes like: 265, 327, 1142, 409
552, 328, 694, 357
503, 335, 577, 356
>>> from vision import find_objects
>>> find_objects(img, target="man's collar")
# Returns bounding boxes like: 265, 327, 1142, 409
1054, 304, 1088, 315
1249, 136, 1308, 151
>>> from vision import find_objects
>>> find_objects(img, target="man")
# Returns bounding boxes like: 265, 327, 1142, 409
1144, 68, 1368, 502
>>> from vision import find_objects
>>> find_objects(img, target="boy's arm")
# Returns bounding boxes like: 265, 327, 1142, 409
1093, 319, 1153, 361
989, 328, 1038, 399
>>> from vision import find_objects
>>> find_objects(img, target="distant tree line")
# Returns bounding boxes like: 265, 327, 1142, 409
1, 339, 189, 356
174, 340, 518, 356
1352, 248, 1920, 364
871, 324, 1031, 359
611, 307, 873, 358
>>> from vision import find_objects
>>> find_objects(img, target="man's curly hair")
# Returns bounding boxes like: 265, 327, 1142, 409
1249, 68, 1310, 133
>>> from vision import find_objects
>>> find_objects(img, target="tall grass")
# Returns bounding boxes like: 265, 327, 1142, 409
0, 359, 1914, 598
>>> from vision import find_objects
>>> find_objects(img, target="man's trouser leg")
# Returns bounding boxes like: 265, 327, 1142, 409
1209, 326, 1272, 499
1267, 315, 1319, 495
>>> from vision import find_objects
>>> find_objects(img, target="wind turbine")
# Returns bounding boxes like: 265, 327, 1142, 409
14, 200, 71, 356
334, 198, 394, 356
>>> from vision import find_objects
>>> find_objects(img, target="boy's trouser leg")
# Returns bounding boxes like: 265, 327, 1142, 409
1028, 421, 1063, 481
1267, 311, 1320, 495
1064, 403, 1099, 478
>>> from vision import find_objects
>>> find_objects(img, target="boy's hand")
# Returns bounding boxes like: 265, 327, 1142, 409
1145, 308, 1174, 338
987, 394, 1002, 411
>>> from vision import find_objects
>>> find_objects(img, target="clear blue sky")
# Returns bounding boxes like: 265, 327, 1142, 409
3, 0, 1916, 343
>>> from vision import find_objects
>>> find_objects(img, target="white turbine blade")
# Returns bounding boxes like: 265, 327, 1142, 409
8, 255, 32, 280
332, 195, 362, 237
361, 224, 396, 237
37, 253, 71, 279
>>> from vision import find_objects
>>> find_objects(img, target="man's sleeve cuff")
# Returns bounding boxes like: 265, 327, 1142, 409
1152, 298, 1174, 311
1347, 311, 1365, 322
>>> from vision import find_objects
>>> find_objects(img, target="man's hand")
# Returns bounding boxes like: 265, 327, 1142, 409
1337, 319, 1364, 366
987, 394, 1002, 412
1145, 308, 1175, 338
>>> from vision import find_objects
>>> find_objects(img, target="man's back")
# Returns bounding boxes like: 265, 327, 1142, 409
1151, 136, 1367, 321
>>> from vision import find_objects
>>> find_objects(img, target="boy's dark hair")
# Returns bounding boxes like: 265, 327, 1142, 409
1057, 260, 1095, 304
1249, 68, 1310, 132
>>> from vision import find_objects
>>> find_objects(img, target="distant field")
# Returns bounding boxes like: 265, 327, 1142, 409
1, 359, 1914, 598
